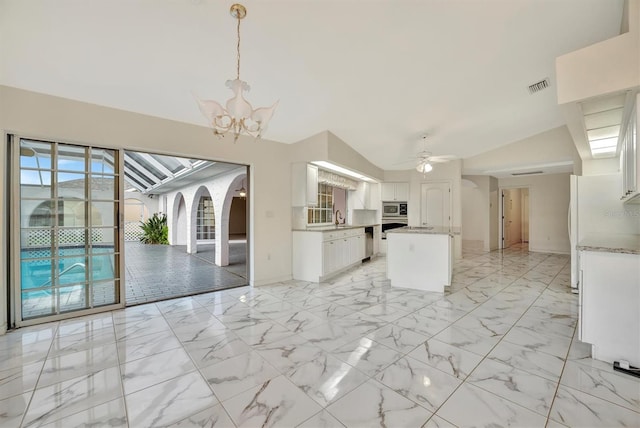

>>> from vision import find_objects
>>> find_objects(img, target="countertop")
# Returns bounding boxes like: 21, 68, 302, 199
386, 226, 461, 236
292, 224, 379, 232
577, 234, 640, 255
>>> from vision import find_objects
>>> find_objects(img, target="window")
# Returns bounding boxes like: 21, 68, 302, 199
196, 196, 215, 239
308, 183, 334, 224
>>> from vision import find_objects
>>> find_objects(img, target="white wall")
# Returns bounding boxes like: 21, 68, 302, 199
489, 176, 499, 250
461, 176, 490, 251
499, 173, 571, 254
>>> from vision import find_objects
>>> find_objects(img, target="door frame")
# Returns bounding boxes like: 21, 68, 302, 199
9, 135, 126, 327
498, 185, 531, 250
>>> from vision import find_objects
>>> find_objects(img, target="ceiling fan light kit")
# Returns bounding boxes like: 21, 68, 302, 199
196, 3, 278, 142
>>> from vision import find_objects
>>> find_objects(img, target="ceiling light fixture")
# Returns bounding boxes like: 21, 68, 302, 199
311, 161, 376, 182
237, 178, 247, 197
416, 161, 433, 173
196, 4, 278, 142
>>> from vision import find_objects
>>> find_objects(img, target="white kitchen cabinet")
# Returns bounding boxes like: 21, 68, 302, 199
381, 182, 409, 201
621, 104, 638, 202
351, 182, 380, 211
579, 249, 640, 367
293, 227, 365, 282
292, 163, 318, 207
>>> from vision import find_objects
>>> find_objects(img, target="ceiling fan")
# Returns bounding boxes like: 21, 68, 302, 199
414, 150, 457, 173
398, 135, 457, 173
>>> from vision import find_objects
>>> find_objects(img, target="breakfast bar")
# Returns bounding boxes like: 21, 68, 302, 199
386, 226, 458, 293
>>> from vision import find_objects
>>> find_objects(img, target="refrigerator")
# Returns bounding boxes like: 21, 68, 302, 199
569, 173, 639, 291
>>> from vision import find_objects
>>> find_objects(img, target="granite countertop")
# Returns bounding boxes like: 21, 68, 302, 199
386, 226, 461, 236
293, 224, 379, 232
577, 234, 640, 255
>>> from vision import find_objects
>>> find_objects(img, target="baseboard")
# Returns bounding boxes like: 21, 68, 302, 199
528, 246, 570, 255
251, 274, 293, 287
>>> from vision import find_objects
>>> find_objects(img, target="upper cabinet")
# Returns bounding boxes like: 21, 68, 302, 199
381, 182, 409, 201
621, 103, 638, 203
351, 181, 379, 210
292, 163, 318, 207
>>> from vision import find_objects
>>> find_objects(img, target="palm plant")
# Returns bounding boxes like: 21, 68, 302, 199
139, 213, 169, 244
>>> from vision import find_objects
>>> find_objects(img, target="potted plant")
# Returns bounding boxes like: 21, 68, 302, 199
139, 213, 169, 244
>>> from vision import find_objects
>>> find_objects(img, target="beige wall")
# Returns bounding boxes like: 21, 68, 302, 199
499, 173, 571, 254
461, 176, 490, 251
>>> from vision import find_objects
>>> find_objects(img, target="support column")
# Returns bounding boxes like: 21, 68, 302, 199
215, 216, 230, 266
186, 198, 198, 254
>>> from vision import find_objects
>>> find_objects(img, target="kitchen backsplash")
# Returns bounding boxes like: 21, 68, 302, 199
352, 209, 377, 225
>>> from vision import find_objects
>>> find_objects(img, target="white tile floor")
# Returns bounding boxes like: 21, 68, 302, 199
1, 246, 639, 427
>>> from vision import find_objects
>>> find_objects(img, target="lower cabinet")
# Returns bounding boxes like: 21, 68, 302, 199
579, 250, 640, 367
293, 228, 365, 282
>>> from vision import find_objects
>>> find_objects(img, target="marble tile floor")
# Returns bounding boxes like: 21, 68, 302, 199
2, 247, 639, 427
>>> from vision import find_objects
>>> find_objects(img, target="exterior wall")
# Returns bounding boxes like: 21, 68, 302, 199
164, 168, 245, 264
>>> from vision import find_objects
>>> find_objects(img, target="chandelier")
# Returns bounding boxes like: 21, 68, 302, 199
196, 4, 278, 142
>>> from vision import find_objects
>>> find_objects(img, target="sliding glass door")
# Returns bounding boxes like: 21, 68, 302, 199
14, 137, 123, 325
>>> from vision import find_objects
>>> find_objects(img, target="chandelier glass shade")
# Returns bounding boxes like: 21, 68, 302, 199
197, 4, 278, 142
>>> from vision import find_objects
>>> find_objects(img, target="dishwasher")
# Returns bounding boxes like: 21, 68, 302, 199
364, 226, 374, 261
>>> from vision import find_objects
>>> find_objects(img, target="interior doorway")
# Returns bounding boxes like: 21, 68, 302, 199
123, 150, 249, 306
501, 187, 530, 249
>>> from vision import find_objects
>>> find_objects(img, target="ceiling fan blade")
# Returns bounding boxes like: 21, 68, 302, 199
429, 155, 457, 163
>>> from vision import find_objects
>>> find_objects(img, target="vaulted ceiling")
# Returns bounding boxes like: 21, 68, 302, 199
0, 0, 625, 170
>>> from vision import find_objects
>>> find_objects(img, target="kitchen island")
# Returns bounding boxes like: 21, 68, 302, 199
386, 226, 459, 293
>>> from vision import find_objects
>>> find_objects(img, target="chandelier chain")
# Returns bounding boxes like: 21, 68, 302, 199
236, 14, 241, 80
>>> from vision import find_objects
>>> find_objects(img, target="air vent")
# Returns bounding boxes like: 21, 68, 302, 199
528, 78, 550, 94
512, 171, 543, 176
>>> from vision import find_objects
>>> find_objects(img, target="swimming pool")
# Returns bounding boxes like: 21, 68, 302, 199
21, 246, 116, 296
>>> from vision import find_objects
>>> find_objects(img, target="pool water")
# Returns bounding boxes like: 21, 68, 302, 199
21, 246, 116, 296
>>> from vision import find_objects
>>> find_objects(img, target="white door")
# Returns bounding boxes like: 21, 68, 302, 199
421, 182, 451, 227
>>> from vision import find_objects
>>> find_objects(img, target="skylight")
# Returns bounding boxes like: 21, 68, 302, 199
581, 94, 626, 158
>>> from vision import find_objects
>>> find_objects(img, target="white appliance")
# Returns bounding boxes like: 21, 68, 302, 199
569, 173, 638, 292
569, 175, 579, 292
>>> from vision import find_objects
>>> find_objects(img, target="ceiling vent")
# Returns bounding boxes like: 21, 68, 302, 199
512, 171, 543, 176
528, 78, 550, 94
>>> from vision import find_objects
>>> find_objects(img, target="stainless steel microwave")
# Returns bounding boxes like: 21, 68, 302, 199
382, 202, 407, 217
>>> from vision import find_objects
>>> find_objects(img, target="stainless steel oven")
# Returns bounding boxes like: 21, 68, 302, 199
382, 202, 408, 217
381, 218, 408, 239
